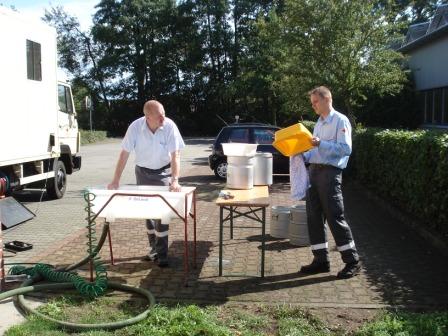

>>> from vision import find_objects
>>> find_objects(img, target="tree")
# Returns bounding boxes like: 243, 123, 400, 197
228, 0, 286, 124
378, 0, 444, 25
272, 0, 407, 124
92, 0, 181, 105
44, 6, 112, 120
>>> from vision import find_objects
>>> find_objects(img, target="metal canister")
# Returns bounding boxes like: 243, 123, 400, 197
289, 204, 310, 246
226, 155, 254, 189
270, 206, 291, 238
253, 152, 273, 186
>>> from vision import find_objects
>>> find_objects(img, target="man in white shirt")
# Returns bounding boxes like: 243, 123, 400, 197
108, 100, 185, 267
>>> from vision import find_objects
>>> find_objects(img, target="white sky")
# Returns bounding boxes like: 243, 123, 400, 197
0, 0, 97, 30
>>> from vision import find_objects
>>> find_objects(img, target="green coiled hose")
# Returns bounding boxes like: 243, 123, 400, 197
0, 191, 156, 331
9, 263, 107, 298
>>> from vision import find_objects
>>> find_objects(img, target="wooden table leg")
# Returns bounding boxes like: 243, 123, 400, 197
183, 210, 189, 286
193, 190, 197, 269
219, 206, 223, 276
230, 206, 234, 239
261, 207, 266, 278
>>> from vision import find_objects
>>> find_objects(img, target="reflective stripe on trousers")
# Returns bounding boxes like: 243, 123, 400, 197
306, 165, 359, 264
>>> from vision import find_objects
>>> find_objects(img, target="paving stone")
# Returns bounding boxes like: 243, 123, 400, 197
2, 138, 448, 314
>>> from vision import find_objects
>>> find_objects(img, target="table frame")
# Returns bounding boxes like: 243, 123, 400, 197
0, 225, 4, 291
89, 189, 197, 285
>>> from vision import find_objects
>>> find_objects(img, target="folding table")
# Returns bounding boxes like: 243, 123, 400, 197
215, 185, 270, 277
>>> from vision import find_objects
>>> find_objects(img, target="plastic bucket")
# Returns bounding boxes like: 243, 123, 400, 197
289, 204, 310, 246
270, 206, 291, 238
272, 123, 313, 157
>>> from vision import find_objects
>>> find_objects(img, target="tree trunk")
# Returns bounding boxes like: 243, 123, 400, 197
344, 99, 357, 128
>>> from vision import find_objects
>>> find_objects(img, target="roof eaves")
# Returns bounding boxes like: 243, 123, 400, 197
398, 23, 448, 53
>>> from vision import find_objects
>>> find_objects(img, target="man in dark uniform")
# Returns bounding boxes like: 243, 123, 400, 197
301, 86, 360, 279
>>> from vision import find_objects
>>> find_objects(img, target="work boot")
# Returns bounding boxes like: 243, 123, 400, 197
299, 260, 330, 274
142, 246, 158, 261
337, 261, 361, 279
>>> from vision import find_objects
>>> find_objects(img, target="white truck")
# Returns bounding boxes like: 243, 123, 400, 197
0, 7, 81, 199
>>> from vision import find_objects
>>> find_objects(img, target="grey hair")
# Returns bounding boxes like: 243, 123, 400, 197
308, 86, 332, 99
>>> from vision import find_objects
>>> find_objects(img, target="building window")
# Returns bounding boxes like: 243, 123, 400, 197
26, 39, 42, 81
425, 91, 433, 124
419, 92, 427, 124
422, 87, 448, 126
434, 88, 442, 124
443, 88, 448, 124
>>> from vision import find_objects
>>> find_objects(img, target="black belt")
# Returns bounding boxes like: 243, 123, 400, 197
139, 163, 170, 173
310, 163, 338, 170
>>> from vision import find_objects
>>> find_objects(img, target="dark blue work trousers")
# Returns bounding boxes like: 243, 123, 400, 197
306, 164, 359, 264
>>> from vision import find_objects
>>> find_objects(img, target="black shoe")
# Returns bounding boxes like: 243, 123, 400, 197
337, 261, 361, 279
142, 251, 158, 262
157, 256, 169, 268
299, 260, 330, 274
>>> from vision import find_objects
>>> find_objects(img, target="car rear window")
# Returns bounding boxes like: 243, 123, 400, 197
253, 128, 275, 144
228, 128, 250, 142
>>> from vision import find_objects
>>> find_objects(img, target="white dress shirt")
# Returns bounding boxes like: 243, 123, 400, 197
121, 116, 185, 169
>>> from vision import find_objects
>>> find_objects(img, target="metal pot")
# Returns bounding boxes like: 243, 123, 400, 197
254, 152, 273, 185
226, 155, 254, 189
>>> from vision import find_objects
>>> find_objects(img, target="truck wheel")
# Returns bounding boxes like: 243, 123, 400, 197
214, 162, 227, 180
46, 160, 67, 199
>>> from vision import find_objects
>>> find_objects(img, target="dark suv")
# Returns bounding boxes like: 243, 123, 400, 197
208, 123, 289, 179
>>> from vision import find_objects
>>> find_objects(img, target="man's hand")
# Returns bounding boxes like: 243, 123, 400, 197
107, 181, 119, 190
169, 180, 181, 192
311, 136, 321, 147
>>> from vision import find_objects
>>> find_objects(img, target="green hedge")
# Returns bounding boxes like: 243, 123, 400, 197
80, 130, 108, 145
350, 128, 448, 236
301, 120, 316, 133
300, 120, 447, 235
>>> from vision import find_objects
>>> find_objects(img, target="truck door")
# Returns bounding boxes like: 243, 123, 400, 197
58, 83, 79, 154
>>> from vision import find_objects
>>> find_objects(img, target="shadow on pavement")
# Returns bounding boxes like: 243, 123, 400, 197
180, 175, 224, 202
12, 190, 50, 203
189, 157, 209, 166
184, 273, 338, 305
343, 181, 448, 308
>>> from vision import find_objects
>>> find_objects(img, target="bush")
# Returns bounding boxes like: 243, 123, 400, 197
350, 128, 448, 236
80, 130, 108, 145
302, 120, 316, 133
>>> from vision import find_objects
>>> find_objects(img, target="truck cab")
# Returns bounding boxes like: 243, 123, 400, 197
58, 81, 81, 175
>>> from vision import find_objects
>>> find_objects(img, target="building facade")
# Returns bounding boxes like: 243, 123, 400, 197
399, 5, 448, 128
